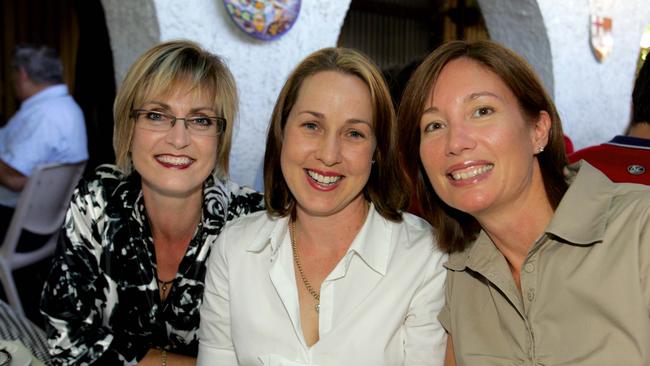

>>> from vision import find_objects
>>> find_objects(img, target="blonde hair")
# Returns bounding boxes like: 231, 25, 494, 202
112, 40, 238, 178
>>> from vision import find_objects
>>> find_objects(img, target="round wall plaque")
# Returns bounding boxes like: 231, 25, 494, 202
224, 0, 301, 41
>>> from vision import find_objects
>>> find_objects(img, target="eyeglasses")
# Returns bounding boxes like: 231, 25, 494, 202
131, 109, 226, 136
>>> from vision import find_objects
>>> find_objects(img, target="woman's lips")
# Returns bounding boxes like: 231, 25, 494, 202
155, 154, 194, 169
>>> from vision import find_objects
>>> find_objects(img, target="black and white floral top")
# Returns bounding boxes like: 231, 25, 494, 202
40, 164, 264, 365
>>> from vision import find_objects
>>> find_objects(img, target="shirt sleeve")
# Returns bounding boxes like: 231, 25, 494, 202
197, 225, 238, 365
437, 275, 452, 333
0, 110, 55, 176
404, 244, 448, 366
39, 180, 146, 365
640, 204, 650, 314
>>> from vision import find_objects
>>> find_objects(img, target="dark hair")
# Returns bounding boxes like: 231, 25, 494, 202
632, 58, 650, 124
264, 47, 409, 221
398, 40, 568, 253
12, 44, 63, 84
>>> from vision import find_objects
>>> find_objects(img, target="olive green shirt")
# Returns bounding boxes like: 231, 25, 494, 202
439, 162, 650, 365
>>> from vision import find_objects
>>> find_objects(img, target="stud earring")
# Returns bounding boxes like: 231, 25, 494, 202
538, 146, 545, 153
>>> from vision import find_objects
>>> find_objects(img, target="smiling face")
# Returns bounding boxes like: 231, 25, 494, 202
419, 57, 550, 219
280, 70, 376, 219
130, 83, 218, 200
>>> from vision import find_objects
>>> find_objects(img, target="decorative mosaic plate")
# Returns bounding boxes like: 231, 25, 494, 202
224, 0, 301, 41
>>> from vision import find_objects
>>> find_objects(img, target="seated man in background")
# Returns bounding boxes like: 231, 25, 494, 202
0, 44, 88, 235
569, 58, 650, 184
0, 44, 87, 324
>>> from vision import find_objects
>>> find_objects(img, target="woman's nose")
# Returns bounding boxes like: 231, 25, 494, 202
165, 119, 192, 149
445, 121, 476, 156
315, 134, 342, 166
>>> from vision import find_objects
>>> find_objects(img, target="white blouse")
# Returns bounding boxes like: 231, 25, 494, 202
198, 206, 447, 366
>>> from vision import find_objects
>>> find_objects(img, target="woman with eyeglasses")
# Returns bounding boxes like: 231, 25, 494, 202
197, 47, 447, 365
40, 40, 264, 365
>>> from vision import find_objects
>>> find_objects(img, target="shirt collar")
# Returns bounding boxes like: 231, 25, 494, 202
345, 204, 391, 276
246, 214, 290, 255
445, 230, 499, 272
607, 135, 650, 149
246, 203, 391, 276
20, 84, 68, 110
545, 161, 613, 245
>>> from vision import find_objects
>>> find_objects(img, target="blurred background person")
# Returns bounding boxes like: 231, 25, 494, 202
40, 40, 264, 365
198, 47, 447, 366
0, 44, 87, 237
569, 58, 650, 184
399, 40, 650, 365
0, 44, 88, 324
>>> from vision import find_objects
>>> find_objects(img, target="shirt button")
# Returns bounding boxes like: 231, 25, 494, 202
524, 263, 535, 273
527, 289, 535, 301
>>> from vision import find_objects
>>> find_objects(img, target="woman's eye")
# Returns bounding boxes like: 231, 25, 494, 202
473, 106, 494, 117
189, 117, 214, 127
423, 121, 445, 133
146, 111, 168, 121
301, 122, 319, 131
348, 130, 366, 139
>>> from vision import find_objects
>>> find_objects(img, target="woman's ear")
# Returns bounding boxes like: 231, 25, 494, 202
531, 111, 551, 153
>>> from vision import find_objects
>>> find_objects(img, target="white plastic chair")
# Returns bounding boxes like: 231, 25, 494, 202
0, 161, 86, 316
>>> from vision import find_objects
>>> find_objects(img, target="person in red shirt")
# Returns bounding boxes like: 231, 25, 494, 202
569, 58, 650, 184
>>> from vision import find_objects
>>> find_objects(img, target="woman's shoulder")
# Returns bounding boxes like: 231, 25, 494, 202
215, 211, 283, 257
389, 211, 447, 258
223, 210, 278, 236
72, 164, 128, 202
397, 212, 437, 244
206, 177, 264, 215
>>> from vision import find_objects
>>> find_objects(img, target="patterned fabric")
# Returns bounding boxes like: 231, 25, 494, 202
40, 164, 263, 365
0, 300, 50, 364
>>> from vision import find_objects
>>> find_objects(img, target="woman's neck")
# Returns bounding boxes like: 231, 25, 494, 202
294, 198, 370, 254
475, 167, 555, 285
142, 187, 203, 244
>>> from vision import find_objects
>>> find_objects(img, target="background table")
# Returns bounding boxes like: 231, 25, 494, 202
0, 300, 50, 365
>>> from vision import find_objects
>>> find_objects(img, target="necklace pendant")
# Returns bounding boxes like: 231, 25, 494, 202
315, 303, 320, 313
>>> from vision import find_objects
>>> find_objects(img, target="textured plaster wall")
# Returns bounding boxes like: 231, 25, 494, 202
538, 0, 650, 149
477, 0, 554, 95
102, 0, 650, 181
479, 0, 650, 150
101, 0, 351, 189
101, 0, 160, 86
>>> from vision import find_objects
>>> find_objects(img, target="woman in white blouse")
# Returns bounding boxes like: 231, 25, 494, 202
198, 47, 447, 366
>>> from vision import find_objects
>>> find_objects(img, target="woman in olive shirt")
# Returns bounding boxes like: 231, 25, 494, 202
399, 40, 650, 365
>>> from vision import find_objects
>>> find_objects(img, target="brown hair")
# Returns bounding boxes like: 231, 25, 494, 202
113, 40, 238, 178
398, 40, 568, 253
264, 47, 408, 221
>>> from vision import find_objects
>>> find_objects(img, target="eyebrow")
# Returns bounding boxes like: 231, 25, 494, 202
421, 91, 504, 115
298, 110, 372, 127
466, 91, 504, 102
142, 100, 215, 114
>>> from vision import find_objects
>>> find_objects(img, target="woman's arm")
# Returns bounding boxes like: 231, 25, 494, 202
138, 349, 196, 366
444, 336, 457, 366
197, 228, 238, 365
403, 242, 448, 366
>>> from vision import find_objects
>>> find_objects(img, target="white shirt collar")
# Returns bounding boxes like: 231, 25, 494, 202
245, 203, 392, 276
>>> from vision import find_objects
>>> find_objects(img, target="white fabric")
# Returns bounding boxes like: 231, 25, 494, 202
0, 84, 87, 207
198, 206, 447, 366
